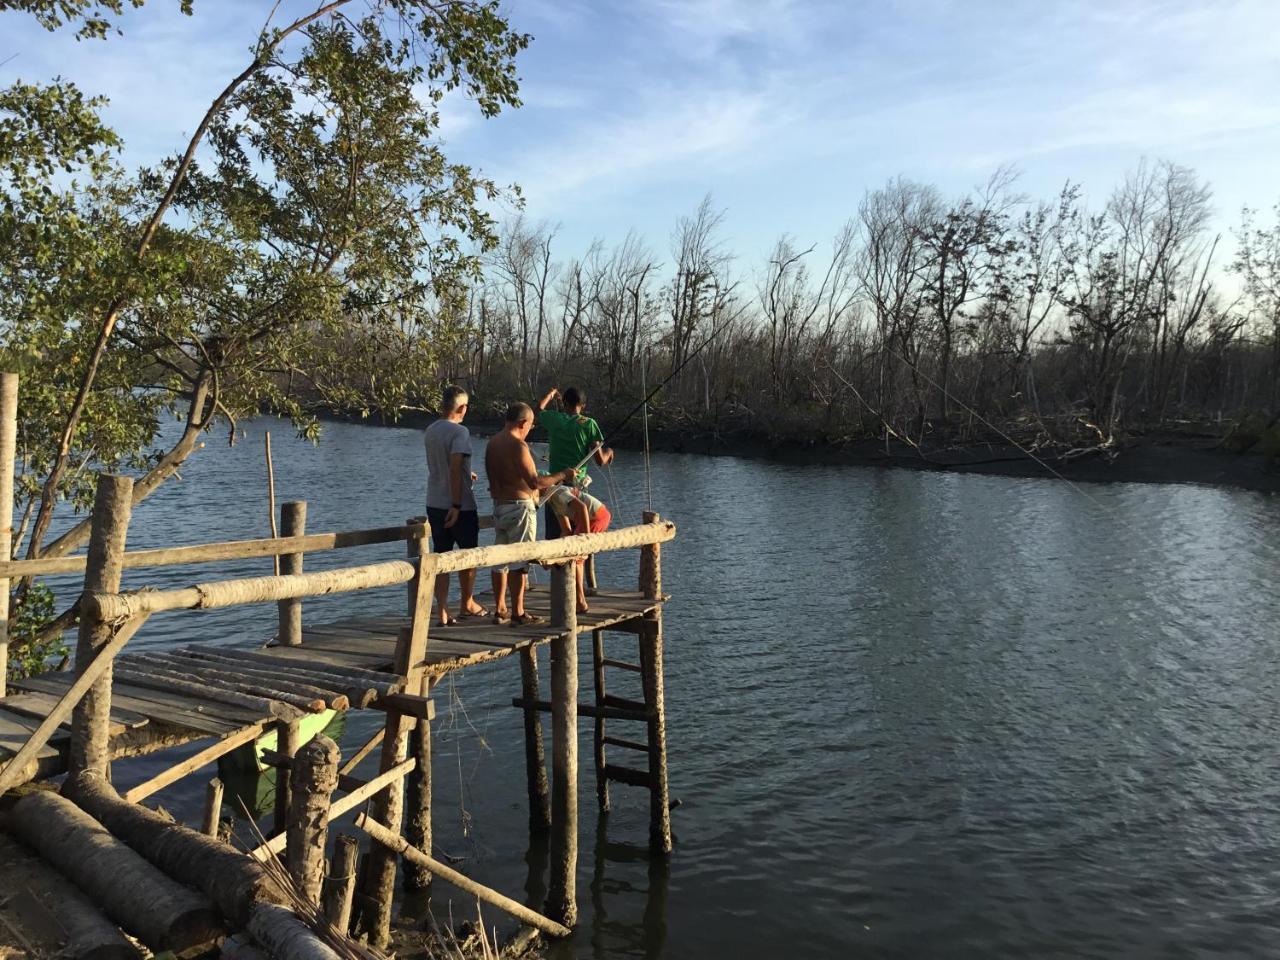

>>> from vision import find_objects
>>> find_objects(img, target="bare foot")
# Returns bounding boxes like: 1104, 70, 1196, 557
463, 599, 487, 616
576, 598, 590, 614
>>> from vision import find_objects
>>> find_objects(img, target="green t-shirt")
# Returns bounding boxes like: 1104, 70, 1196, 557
538, 409, 604, 482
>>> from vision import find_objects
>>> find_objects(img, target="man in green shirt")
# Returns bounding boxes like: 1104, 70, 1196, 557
535, 385, 614, 540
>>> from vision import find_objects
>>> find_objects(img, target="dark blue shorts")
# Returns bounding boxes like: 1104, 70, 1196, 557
426, 507, 479, 552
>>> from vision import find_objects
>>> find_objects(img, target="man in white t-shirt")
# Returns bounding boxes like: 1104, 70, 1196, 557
424, 385, 486, 625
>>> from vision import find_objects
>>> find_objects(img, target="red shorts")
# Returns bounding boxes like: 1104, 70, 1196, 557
571, 505, 611, 536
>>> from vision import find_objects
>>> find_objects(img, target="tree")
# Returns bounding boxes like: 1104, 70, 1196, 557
1234, 202, 1280, 413
1, 1, 530, 675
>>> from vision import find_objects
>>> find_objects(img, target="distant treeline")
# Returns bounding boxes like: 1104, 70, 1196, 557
427, 162, 1280, 455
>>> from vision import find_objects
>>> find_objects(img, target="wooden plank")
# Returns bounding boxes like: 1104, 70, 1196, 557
107, 682, 266, 729
0, 692, 128, 736
0, 710, 60, 760
2, 689, 151, 728
11, 676, 239, 736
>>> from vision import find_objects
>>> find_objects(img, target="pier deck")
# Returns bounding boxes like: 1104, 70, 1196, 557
0, 586, 663, 783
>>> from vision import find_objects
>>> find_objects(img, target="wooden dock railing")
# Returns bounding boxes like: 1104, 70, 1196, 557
0, 475, 676, 944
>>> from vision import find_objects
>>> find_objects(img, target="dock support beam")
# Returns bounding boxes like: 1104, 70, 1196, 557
591, 628, 610, 812
640, 511, 673, 854
404, 675, 433, 891
357, 547, 432, 949
69, 473, 134, 779
277, 500, 306, 646
519, 646, 551, 830
546, 563, 579, 927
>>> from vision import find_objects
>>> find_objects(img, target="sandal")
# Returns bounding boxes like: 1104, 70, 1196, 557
492, 610, 511, 625
511, 612, 546, 626
459, 606, 490, 620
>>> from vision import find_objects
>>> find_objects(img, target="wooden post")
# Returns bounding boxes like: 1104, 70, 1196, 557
271, 718, 301, 838
519, 646, 551, 830
546, 562, 579, 927
323, 834, 359, 934
286, 733, 340, 907
404, 675, 433, 892
202, 778, 224, 837
276, 500, 306, 646
69, 473, 134, 778
406, 516, 425, 616
591, 629, 610, 812
357, 546, 432, 949
0, 371, 16, 697
638, 511, 672, 854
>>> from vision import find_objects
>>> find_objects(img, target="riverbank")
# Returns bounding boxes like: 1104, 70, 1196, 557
318, 407, 1280, 494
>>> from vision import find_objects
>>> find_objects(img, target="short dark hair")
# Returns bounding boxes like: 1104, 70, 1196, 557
442, 385, 468, 414
562, 386, 585, 409
505, 401, 533, 424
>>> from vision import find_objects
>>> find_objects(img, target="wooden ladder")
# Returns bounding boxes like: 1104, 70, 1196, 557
589, 621, 672, 853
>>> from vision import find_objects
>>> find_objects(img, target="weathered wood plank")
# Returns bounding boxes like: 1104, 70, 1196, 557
10, 675, 240, 736
0, 709, 62, 759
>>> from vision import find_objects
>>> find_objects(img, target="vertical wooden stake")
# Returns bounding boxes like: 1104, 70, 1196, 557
584, 553, 598, 595
265, 432, 279, 576
286, 733, 340, 907
546, 562, 579, 927
69, 473, 134, 778
202, 778, 224, 837
519, 647, 551, 831
323, 834, 359, 935
358, 549, 432, 949
406, 516, 425, 617
404, 627, 433, 894
639, 510, 672, 853
591, 629, 609, 812
277, 500, 306, 646
0, 371, 17, 697
271, 718, 301, 838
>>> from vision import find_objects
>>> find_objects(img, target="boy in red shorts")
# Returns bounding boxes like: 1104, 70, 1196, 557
545, 484, 611, 612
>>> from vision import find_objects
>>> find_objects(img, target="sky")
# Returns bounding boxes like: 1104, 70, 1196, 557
3, 0, 1280, 267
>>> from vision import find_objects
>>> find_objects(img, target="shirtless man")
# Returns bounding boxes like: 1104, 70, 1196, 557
485, 402, 575, 625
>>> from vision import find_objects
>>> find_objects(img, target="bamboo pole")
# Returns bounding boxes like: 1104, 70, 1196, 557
519, 646, 551, 830
546, 563, 579, 927
123, 723, 265, 804
266, 431, 279, 576
278, 500, 306, 646
69, 474, 134, 778
287, 734, 340, 907
639, 512, 672, 854
323, 834, 359, 935
0, 371, 17, 696
354, 814, 572, 939
0, 614, 148, 796
82, 520, 676, 621
203, 778, 224, 837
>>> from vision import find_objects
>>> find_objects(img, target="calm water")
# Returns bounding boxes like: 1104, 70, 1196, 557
68, 417, 1280, 959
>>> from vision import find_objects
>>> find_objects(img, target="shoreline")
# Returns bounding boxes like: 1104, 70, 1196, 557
316, 409, 1280, 495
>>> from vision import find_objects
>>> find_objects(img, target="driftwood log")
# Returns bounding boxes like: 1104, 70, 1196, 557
62, 771, 283, 928
247, 902, 342, 960
8, 789, 222, 953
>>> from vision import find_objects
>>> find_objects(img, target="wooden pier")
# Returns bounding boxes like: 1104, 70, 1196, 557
0, 472, 677, 958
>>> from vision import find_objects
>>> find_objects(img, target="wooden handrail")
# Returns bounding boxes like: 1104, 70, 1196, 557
0, 524, 427, 578
81, 520, 677, 621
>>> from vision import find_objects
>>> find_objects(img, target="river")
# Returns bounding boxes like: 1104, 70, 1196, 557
56, 416, 1280, 959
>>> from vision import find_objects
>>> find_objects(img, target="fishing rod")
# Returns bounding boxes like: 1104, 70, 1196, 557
570, 310, 739, 472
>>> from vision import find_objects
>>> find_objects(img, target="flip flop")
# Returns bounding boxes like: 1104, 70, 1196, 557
459, 606, 490, 620
511, 612, 546, 626
492, 610, 511, 625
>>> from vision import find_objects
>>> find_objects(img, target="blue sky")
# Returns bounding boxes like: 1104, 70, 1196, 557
4, 0, 1280, 265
